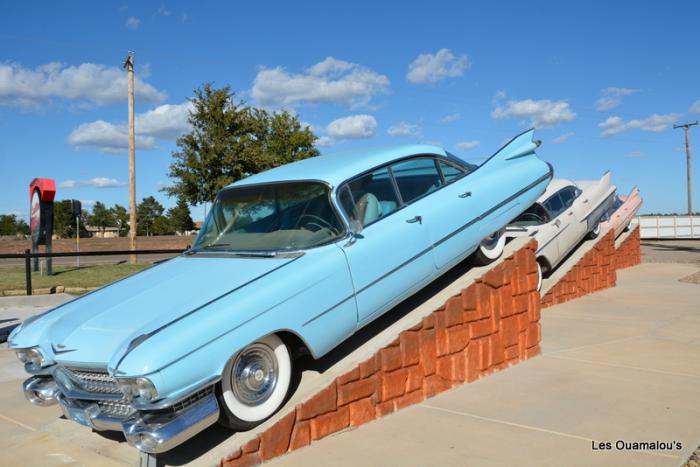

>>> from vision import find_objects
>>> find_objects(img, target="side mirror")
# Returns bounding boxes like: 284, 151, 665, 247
344, 219, 364, 247
349, 219, 363, 236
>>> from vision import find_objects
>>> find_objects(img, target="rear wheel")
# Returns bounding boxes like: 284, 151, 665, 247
536, 261, 543, 292
623, 222, 631, 232
587, 221, 601, 239
218, 334, 291, 430
471, 229, 506, 266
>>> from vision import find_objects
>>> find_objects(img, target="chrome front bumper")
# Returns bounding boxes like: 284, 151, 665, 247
23, 376, 220, 454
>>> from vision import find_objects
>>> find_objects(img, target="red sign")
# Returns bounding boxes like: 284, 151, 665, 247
29, 178, 56, 245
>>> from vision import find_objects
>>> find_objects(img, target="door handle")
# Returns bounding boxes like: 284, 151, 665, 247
568, 211, 574, 216
458, 191, 472, 198
554, 219, 562, 227
583, 198, 589, 204
406, 216, 422, 224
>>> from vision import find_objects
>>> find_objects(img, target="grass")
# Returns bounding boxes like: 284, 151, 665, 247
0, 263, 152, 292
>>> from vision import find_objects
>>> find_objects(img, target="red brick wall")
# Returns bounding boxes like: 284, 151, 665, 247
541, 231, 616, 308
614, 226, 641, 270
221, 241, 542, 467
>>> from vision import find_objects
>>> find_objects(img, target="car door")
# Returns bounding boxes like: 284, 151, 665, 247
423, 158, 484, 269
338, 164, 435, 325
558, 186, 588, 249
541, 192, 567, 265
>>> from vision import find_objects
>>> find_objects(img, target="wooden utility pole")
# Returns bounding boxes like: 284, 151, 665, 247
674, 121, 698, 215
123, 52, 137, 264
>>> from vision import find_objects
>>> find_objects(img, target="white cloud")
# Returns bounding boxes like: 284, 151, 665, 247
387, 122, 421, 137
68, 102, 192, 152
455, 141, 479, 150
599, 113, 679, 136
491, 96, 576, 128
251, 57, 389, 108
595, 87, 639, 111
125, 16, 141, 29
156, 6, 171, 16
315, 136, 335, 147
441, 113, 461, 122
598, 116, 626, 136
624, 151, 642, 158
0, 61, 166, 107
407, 48, 470, 84
552, 132, 575, 144
326, 114, 377, 140
59, 178, 127, 188
690, 100, 700, 114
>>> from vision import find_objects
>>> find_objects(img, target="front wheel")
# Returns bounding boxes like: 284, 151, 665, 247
218, 334, 292, 430
470, 229, 506, 266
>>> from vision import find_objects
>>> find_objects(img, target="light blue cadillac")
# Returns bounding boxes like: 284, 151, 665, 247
8, 129, 552, 454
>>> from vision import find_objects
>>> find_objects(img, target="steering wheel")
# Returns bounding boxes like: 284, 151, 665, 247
298, 214, 335, 232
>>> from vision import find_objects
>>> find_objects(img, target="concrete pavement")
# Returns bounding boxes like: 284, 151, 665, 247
270, 262, 700, 467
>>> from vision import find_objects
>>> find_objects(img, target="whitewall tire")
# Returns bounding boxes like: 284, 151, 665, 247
471, 229, 506, 266
218, 334, 291, 430
536, 261, 543, 292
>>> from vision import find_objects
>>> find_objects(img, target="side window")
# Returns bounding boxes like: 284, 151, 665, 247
438, 160, 467, 183
339, 167, 400, 227
558, 187, 577, 209
543, 193, 565, 218
391, 158, 443, 204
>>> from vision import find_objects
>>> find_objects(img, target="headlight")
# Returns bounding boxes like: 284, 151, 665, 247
117, 377, 158, 401
15, 347, 46, 369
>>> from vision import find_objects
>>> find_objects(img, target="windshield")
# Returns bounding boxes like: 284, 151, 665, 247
510, 203, 551, 226
192, 182, 345, 253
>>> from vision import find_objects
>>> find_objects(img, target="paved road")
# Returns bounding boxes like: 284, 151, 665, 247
271, 262, 700, 467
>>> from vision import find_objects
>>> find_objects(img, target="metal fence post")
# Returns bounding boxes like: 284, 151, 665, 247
24, 249, 32, 296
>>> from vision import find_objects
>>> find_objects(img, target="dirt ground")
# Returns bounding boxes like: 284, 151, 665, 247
641, 239, 700, 265
0, 235, 194, 254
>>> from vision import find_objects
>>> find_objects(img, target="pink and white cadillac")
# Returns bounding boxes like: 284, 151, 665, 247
601, 187, 643, 238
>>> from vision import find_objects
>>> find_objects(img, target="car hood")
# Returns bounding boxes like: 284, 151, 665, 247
14, 254, 297, 367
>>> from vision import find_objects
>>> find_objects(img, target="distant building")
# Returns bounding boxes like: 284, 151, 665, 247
84, 225, 121, 238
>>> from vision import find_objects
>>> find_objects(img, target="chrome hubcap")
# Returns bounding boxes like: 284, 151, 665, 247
231, 343, 278, 406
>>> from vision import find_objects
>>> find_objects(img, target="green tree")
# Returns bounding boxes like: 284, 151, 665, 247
164, 83, 319, 204
0, 214, 18, 235
167, 197, 194, 233
111, 204, 129, 237
53, 200, 75, 238
16, 219, 29, 236
137, 196, 165, 236
152, 216, 174, 236
88, 202, 115, 234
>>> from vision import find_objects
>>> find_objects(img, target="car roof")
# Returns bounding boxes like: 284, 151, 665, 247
229, 144, 448, 189
537, 178, 576, 202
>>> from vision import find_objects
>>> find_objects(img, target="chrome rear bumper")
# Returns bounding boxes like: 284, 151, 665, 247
23, 376, 220, 454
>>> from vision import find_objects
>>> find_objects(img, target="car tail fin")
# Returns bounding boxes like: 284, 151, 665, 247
481, 129, 541, 169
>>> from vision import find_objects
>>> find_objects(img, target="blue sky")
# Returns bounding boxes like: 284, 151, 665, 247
2, 1, 699, 221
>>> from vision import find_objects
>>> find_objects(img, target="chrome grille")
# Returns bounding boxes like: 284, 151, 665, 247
98, 400, 136, 417
63, 367, 122, 395
171, 386, 215, 413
